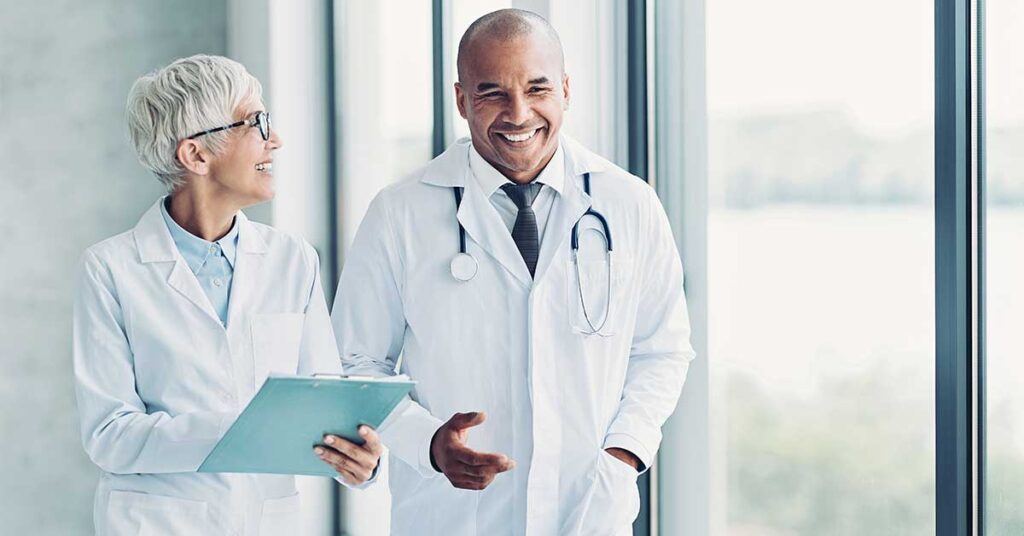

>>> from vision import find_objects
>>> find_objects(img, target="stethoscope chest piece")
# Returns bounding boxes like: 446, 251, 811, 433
450, 252, 478, 282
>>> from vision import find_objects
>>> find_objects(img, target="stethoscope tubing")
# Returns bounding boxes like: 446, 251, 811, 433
451, 172, 614, 335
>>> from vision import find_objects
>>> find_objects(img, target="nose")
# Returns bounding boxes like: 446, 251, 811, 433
267, 127, 283, 150
504, 93, 533, 127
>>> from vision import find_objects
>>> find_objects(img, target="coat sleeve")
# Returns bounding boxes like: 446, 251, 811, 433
331, 191, 444, 479
297, 241, 344, 376
602, 186, 696, 471
72, 249, 236, 474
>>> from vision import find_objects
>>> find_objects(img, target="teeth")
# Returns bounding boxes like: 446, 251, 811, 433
255, 162, 273, 172
501, 130, 537, 143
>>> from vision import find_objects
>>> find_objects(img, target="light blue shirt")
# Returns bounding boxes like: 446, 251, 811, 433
160, 198, 239, 325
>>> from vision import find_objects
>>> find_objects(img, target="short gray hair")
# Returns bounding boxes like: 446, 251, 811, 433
126, 54, 263, 191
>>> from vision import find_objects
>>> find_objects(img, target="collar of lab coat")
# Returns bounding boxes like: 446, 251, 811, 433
468, 142, 566, 197
133, 196, 268, 327
419, 134, 603, 286
135, 196, 267, 264
419, 134, 610, 189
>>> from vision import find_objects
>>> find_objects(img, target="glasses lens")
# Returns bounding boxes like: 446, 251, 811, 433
257, 112, 270, 140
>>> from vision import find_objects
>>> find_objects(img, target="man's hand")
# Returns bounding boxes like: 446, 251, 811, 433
315, 425, 383, 486
430, 412, 515, 490
604, 447, 642, 472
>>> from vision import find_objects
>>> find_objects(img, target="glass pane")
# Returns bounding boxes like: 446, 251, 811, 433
336, 0, 434, 251
707, 0, 936, 534
334, 2, 433, 534
548, 0, 622, 162
984, 1, 1024, 533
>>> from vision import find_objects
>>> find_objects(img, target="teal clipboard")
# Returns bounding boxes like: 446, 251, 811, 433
198, 374, 415, 477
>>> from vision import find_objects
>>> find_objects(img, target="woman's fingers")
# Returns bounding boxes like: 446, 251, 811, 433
324, 434, 378, 470
315, 445, 372, 483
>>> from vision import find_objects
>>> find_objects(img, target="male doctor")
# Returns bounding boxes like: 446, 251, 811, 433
332, 9, 694, 535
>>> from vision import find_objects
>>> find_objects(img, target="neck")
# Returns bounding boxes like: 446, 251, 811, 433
167, 187, 238, 242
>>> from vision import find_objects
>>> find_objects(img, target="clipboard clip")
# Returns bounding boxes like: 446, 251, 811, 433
311, 373, 375, 381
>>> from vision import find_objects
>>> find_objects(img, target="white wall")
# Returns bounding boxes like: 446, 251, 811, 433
0, 2, 227, 533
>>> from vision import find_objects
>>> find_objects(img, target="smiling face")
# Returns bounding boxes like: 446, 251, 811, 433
204, 100, 282, 207
455, 32, 569, 184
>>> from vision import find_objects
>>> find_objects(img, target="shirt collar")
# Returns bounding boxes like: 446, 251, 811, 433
468, 142, 565, 196
160, 197, 240, 272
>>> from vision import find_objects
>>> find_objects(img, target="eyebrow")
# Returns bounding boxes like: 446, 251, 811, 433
475, 77, 553, 92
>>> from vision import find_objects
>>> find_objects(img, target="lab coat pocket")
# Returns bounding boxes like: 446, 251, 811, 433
258, 493, 301, 535
252, 313, 305, 389
105, 490, 210, 535
567, 254, 633, 337
575, 451, 641, 535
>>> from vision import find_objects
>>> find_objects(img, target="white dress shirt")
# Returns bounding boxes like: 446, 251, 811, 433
468, 142, 566, 246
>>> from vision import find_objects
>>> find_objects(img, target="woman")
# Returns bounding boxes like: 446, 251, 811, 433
73, 55, 380, 535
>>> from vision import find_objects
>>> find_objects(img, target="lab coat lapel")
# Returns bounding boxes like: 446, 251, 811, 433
225, 212, 267, 330
533, 137, 606, 284
166, 261, 221, 323
457, 174, 533, 287
134, 200, 221, 325
532, 171, 590, 285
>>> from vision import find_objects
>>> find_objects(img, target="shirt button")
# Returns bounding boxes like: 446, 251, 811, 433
209, 245, 217, 254
213, 278, 223, 287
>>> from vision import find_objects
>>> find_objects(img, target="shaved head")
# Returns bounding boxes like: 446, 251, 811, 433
457, 8, 565, 82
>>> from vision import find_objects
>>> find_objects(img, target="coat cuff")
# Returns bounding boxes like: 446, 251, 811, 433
378, 400, 445, 478
335, 457, 381, 490
602, 432, 655, 474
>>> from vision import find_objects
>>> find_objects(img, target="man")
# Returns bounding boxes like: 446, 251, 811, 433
332, 9, 694, 535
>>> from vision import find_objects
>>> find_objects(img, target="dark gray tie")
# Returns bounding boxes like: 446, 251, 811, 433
500, 182, 542, 277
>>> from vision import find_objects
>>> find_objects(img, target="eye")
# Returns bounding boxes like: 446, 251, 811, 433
529, 86, 550, 94
480, 92, 503, 100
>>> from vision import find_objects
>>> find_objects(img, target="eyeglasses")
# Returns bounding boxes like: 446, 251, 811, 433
186, 111, 271, 141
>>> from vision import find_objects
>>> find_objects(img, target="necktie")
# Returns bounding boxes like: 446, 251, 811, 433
500, 182, 542, 277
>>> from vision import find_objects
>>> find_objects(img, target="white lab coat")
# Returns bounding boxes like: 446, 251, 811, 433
332, 136, 695, 536
73, 199, 342, 536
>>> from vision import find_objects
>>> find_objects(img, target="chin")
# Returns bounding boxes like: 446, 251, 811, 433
254, 189, 275, 203
503, 155, 547, 174
237, 188, 274, 209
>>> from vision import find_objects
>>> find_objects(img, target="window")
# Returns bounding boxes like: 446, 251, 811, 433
335, 0, 434, 252
984, 0, 1024, 533
706, 0, 936, 533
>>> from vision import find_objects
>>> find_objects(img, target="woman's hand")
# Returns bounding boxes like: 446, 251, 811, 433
314, 425, 383, 485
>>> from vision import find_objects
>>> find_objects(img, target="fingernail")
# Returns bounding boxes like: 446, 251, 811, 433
315, 447, 324, 455
325, 436, 335, 445
359, 426, 368, 435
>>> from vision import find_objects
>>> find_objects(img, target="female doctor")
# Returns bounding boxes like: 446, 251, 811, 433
72, 55, 380, 535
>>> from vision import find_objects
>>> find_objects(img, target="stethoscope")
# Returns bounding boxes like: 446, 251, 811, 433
449, 172, 614, 335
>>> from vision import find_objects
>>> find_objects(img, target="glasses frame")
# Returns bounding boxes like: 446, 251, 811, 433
186, 111, 271, 141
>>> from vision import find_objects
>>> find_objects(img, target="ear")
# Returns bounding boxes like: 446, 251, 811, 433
454, 82, 468, 120
562, 74, 571, 111
176, 139, 212, 176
